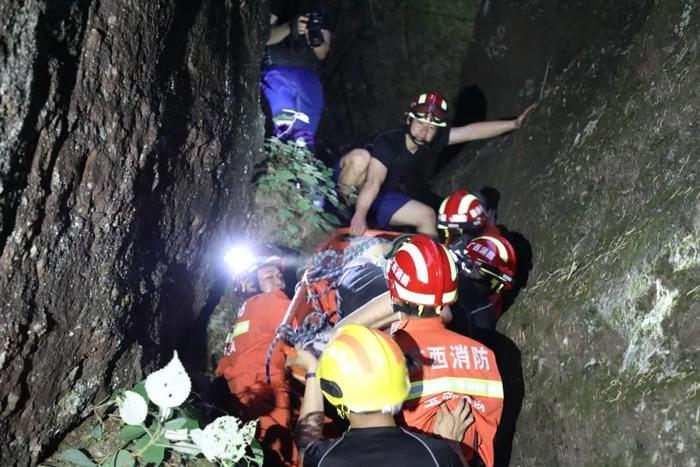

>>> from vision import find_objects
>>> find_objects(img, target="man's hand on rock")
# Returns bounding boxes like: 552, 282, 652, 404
515, 103, 536, 128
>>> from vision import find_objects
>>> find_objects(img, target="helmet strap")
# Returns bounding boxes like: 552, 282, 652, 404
336, 404, 349, 419
405, 122, 421, 146
491, 279, 504, 293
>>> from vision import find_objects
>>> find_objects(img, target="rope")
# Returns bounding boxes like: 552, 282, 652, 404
305, 237, 388, 283
265, 311, 330, 384
263, 237, 391, 383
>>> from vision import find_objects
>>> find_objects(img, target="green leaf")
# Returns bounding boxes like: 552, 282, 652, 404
321, 212, 341, 225
164, 417, 188, 430
182, 417, 199, 430
132, 382, 149, 402
141, 444, 165, 465
275, 169, 294, 181
286, 224, 300, 234
249, 439, 265, 466
60, 449, 96, 466
119, 425, 146, 441
295, 198, 311, 211
133, 434, 150, 452
115, 450, 135, 467
277, 208, 294, 222
297, 173, 317, 185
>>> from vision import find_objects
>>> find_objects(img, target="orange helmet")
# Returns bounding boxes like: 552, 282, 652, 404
462, 235, 517, 292
438, 190, 488, 239
386, 235, 458, 309
407, 92, 448, 127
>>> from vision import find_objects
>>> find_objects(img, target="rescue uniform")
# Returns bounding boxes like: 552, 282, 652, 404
393, 317, 504, 467
303, 426, 462, 467
215, 289, 297, 466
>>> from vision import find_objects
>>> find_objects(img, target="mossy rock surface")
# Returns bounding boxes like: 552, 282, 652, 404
435, 0, 699, 464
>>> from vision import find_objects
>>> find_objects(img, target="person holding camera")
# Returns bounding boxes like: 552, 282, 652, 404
263, 0, 335, 150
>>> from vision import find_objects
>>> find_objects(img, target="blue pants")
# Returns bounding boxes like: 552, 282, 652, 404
261, 66, 323, 147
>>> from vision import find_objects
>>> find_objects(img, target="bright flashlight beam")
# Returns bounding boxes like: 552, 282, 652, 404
224, 245, 256, 275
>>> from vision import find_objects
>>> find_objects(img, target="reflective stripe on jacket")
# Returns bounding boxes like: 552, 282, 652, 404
393, 317, 503, 467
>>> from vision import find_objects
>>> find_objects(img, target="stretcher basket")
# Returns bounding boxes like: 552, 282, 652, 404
274, 227, 402, 382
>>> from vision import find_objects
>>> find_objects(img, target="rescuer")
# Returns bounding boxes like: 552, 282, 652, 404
385, 235, 504, 467
437, 190, 518, 334
448, 234, 518, 336
437, 189, 502, 247
215, 248, 297, 466
287, 324, 469, 466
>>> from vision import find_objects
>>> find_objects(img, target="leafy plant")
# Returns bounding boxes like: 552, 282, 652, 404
60, 352, 262, 467
256, 138, 342, 246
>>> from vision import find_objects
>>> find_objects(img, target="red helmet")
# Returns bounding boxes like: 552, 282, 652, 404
462, 235, 517, 292
407, 92, 448, 127
386, 235, 458, 308
438, 190, 488, 236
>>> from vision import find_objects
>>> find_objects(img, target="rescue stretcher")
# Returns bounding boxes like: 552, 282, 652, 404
272, 227, 402, 382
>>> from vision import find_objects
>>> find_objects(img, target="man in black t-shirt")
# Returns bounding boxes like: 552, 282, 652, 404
287, 324, 471, 467
263, 0, 335, 148
336, 92, 534, 236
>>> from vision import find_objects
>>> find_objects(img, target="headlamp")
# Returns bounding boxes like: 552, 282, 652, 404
224, 244, 256, 276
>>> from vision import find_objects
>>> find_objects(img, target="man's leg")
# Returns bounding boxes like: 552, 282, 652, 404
336, 149, 370, 204
388, 199, 438, 236
261, 67, 298, 139
293, 68, 324, 148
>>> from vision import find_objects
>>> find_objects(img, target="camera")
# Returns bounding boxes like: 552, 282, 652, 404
306, 11, 324, 47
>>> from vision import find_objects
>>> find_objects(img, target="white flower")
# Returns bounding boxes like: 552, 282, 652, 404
118, 390, 148, 425
145, 351, 191, 409
192, 416, 258, 463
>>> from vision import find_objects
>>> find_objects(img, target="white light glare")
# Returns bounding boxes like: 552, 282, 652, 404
224, 245, 255, 275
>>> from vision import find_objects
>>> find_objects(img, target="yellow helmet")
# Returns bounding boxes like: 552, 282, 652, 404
317, 324, 410, 417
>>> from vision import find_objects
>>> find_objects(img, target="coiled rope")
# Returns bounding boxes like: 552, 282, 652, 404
265, 311, 329, 384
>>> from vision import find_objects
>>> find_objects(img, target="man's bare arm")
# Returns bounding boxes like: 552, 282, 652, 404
267, 14, 291, 45
448, 104, 535, 145
287, 350, 323, 464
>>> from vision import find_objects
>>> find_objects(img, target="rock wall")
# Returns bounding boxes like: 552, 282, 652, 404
436, 0, 699, 465
318, 0, 478, 146
0, 1, 268, 465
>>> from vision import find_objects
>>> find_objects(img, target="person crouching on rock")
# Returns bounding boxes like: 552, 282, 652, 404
335, 92, 534, 237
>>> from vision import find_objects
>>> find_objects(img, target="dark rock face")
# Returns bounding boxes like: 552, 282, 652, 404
437, 0, 699, 465
0, 1, 267, 464
318, 0, 479, 146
